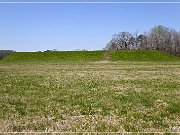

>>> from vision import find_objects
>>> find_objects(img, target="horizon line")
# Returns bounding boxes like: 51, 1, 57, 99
1, 1, 180, 4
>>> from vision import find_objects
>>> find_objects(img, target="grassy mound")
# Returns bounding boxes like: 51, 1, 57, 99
1, 51, 105, 62
1, 50, 179, 62
111, 50, 180, 61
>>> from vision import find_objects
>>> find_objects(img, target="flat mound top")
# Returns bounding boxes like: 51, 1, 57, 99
1, 50, 179, 62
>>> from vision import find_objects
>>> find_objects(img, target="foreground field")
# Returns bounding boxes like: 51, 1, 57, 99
0, 61, 180, 132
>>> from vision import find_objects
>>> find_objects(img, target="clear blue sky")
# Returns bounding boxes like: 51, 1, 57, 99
0, 0, 180, 52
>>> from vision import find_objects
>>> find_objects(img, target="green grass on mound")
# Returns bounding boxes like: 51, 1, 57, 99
111, 50, 180, 61
1, 51, 105, 62
1, 50, 179, 62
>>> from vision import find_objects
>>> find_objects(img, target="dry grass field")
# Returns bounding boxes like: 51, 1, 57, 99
0, 61, 180, 132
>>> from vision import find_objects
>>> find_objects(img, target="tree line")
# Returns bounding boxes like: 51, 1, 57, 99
0, 50, 15, 59
105, 25, 180, 56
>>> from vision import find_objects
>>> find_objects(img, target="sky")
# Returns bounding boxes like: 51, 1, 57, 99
0, 0, 180, 52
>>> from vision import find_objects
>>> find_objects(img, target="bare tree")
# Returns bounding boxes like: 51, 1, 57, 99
105, 34, 119, 50
118, 32, 133, 50
137, 34, 148, 50
148, 25, 169, 51
148, 25, 179, 55
169, 29, 180, 55
105, 32, 135, 50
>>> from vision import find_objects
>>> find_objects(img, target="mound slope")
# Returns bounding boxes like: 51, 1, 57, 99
1, 50, 179, 62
